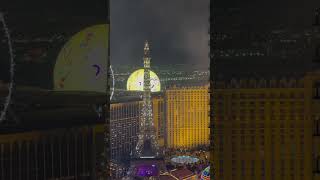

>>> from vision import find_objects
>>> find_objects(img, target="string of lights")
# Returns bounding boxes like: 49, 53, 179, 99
134, 41, 160, 158
0, 12, 15, 123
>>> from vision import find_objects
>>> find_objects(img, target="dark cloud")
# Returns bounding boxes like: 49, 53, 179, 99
110, 0, 210, 70
215, 0, 320, 29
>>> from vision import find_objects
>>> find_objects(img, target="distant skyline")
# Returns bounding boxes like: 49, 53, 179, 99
110, 0, 210, 70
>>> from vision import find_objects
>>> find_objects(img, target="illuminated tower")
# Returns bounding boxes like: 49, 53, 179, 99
134, 41, 159, 158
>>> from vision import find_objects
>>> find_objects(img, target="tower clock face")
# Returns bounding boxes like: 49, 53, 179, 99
53, 24, 109, 92
127, 69, 161, 92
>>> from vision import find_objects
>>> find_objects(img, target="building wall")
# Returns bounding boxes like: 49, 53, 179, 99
166, 86, 210, 149
110, 101, 142, 161
110, 96, 165, 162
212, 72, 320, 180
0, 125, 100, 180
152, 94, 165, 147
306, 71, 320, 180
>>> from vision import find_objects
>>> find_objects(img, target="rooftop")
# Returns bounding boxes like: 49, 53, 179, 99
159, 174, 176, 180
0, 86, 106, 134
171, 168, 195, 179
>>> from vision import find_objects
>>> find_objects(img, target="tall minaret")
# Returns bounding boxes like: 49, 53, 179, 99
135, 41, 159, 158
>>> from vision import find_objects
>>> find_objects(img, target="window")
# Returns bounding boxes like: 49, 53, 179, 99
315, 82, 320, 98
314, 45, 320, 62
315, 156, 320, 173
316, 118, 320, 136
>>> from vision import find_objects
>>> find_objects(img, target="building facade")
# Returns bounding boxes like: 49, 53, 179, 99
110, 94, 165, 162
212, 72, 320, 180
110, 99, 142, 162
165, 85, 210, 149
152, 93, 165, 147
0, 125, 105, 180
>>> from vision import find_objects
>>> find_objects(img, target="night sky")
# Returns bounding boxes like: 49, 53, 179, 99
1, 0, 320, 86
214, 0, 320, 30
213, 0, 320, 79
0, 0, 107, 88
110, 0, 210, 70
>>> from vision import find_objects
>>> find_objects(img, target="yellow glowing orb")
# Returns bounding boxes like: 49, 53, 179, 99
127, 69, 161, 92
53, 24, 109, 92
